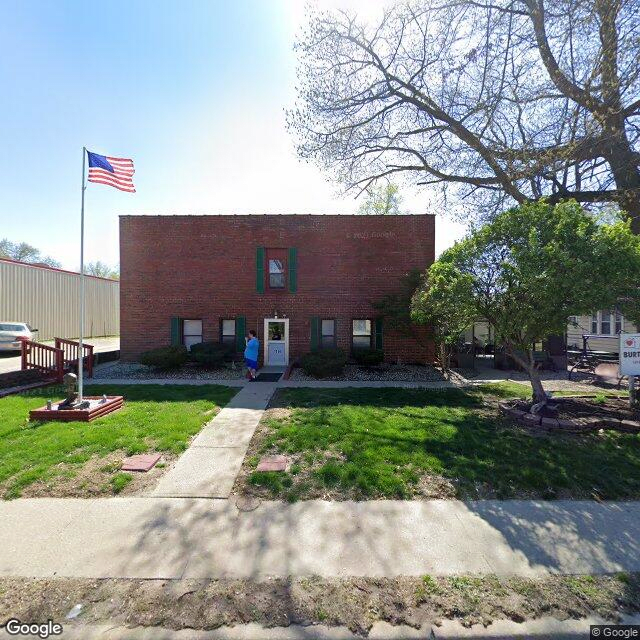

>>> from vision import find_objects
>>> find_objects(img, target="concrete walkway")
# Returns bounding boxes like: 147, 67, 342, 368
0, 498, 638, 579
151, 383, 277, 498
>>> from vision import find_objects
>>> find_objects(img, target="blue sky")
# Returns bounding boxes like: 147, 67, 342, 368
0, 0, 464, 270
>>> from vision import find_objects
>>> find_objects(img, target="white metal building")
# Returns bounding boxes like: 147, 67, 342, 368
0, 258, 119, 341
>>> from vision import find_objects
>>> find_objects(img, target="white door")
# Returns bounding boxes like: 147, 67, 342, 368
264, 319, 288, 366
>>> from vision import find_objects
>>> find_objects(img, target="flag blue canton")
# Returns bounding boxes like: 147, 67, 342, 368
87, 152, 114, 173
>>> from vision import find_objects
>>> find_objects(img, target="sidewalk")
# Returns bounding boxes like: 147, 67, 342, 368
151, 383, 277, 498
0, 498, 638, 579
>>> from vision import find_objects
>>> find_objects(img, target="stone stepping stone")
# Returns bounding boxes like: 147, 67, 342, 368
256, 455, 289, 472
121, 453, 161, 472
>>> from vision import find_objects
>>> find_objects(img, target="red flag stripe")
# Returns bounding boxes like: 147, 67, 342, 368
87, 177, 136, 192
106, 156, 133, 164
88, 169, 134, 186
101, 163, 134, 175
88, 177, 135, 190
109, 160, 133, 171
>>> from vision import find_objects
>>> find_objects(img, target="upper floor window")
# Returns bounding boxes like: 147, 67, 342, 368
269, 258, 285, 289
352, 319, 372, 349
591, 312, 598, 334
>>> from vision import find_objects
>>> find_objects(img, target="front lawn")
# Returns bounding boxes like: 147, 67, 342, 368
237, 384, 640, 501
0, 384, 237, 499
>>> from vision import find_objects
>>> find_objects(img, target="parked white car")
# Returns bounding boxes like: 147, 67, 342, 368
0, 322, 37, 352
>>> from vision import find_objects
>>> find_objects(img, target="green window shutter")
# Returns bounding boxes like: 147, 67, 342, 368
170, 317, 182, 346
288, 247, 297, 293
256, 247, 265, 294
375, 318, 383, 350
310, 316, 320, 351
235, 316, 246, 352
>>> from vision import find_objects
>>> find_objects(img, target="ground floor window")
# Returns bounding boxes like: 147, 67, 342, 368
352, 319, 372, 349
221, 319, 236, 347
183, 319, 202, 350
590, 310, 624, 335
321, 319, 336, 348
615, 309, 623, 334
600, 310, 611, 335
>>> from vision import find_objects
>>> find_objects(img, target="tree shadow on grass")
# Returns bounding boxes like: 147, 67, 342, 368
267, 387, 640, 501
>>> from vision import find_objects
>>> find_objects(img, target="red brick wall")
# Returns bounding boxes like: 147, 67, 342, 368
119, 215, 436, 364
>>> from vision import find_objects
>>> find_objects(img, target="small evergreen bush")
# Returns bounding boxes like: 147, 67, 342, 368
139, 345, 188, 369
352, 347, 384, 367
189, 341, 233, 368
300, 348, 347, 378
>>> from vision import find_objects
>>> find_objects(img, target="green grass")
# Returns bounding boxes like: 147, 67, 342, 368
249, 384, 640, 500
0, 384, 237, 498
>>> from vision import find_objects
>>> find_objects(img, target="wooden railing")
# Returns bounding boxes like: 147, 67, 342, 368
21, 340, 64, 382
54, 338, 94, 378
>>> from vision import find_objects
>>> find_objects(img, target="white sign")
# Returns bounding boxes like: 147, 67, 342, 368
620, 334, 640, 376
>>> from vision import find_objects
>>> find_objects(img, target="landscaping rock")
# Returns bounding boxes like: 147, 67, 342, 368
520, 413, 540, 426
620, 419, 640, 433
94, 362, 244, 380
289, 363, 446, 382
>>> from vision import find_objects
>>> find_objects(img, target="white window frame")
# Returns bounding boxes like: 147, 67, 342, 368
321, 319, 336, 349
183, 319, 203, 351
352, 319, 372, 349
221, 319, 236, 348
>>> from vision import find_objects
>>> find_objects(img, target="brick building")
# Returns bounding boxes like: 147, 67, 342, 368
120, 214, 435, 365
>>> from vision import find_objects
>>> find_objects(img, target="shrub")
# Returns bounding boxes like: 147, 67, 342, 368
139, 345, 188, 370
189, 341, 233, 368
352, 347, 384, 367
300, 348, 347, 378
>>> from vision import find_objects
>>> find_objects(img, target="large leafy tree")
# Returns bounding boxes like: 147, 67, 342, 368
358, 182, 405, 215
0, 238, 60, 268
289, 0, 640, 230
85, 261, 119, 280
411, 263, 475, 374
412, 200, 640, 402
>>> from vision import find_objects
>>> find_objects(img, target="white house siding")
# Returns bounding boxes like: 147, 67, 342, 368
567, 313, 638, 354
0, 259, 119, 341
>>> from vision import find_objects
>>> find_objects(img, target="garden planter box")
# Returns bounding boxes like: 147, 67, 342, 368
29, 396, 124, 422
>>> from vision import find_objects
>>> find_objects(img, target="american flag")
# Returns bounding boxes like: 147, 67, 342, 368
87, 151, 136, 192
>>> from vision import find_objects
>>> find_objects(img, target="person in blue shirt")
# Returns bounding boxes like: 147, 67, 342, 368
244, 329, 260, 381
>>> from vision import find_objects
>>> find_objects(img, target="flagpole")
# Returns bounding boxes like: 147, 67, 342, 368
78, 147, 87, 402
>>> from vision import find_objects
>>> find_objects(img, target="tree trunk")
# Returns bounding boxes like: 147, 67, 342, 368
506, 344, 548, 404
527, 364, 547, 405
